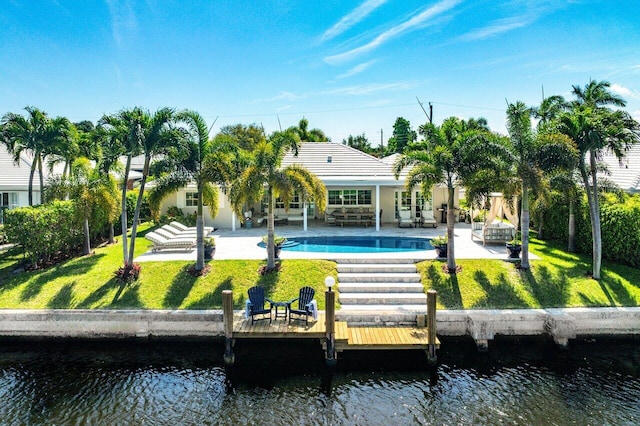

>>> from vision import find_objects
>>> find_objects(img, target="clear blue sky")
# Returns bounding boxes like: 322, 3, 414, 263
1, 0, 639, 146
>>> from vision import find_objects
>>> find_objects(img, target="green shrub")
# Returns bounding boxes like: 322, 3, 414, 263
4, 201, 83, 268
114, 190, 151, 234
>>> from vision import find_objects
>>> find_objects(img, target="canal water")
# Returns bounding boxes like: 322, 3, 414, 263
0, 337, 638, 425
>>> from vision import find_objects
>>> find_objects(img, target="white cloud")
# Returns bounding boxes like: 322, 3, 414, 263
633, 110, 640, 122
324, 0, 462, 64
458, 17, 528, 41
321, 0, 387, 42
610, 83, 640, 99
105, 0, 137, 47
336, 60, 377, 79
252, 81, 412, 103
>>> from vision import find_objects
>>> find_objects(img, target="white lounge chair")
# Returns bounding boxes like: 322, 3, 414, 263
145, 231, 195, 252
170, 221, 214, 234
398, 210, 413, 228
154, 227, 191, 241
420, 210, 438, 228
161, 224, 197, 237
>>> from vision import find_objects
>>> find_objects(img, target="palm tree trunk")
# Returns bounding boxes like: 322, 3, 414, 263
578, 156, 600, 279
446, 185, 456, 273
28, 160, 37, 206
589, 150, 602, 279
127, 155, 149, 266
521, 182, 530, 270
121, 155, 132, 264
83, 209, 91, 255
38, 155, 45, 204
267, 187, 276, 270
195, 181, 205, 271
109, 223, 115, 245
568, 198, 576, 252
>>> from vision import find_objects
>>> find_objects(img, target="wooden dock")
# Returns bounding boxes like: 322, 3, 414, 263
232, 313, 440, 352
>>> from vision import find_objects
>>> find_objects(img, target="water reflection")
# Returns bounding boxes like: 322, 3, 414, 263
0, 337, 638, 425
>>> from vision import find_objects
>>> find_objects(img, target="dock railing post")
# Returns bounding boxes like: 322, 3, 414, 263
427, 289, 437, 365
325, 276, 337, 367
222, 289, 235, 365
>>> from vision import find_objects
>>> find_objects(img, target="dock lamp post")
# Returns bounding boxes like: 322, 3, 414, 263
325, 276, 337, 366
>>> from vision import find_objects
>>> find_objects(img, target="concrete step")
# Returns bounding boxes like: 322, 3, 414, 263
337, 282, 425, 293
337, 304, 428, 312
339, 292, 428, 305
337, 263, 417, 273
336, 258, 418, 264
338, 272, 421, 283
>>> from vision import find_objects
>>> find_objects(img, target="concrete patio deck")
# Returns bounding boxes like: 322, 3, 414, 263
135, 221, 538, 262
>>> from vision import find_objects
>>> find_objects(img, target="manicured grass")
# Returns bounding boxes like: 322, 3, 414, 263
417, 238, 640, 310
0, 224, 638, 311
0, 224, 335, 310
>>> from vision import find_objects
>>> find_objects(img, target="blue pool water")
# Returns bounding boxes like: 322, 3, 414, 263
259, 236, 434, 253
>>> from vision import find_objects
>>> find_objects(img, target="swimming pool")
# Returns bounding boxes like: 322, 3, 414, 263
259, 236, 434, 253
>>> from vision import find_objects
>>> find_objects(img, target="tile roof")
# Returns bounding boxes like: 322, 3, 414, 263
0, 145, 44, 191
597, 145, 640, 193
280, 142, 400, 185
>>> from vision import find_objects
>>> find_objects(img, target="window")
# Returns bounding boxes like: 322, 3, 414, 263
289, 194, 301, 209
185, 192, 198, 207
0, 192, 18, 224
275, 196, 285, 209
327, 189, 371, 206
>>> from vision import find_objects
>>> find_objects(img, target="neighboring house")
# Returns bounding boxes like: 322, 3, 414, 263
0, 144, 47, 223
597, 145, 640, 194
158, 142, 462, 231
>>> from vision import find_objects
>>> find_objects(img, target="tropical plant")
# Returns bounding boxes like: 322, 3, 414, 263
262, 234, 287, 246
387, 117, 416, 154
148, 110, 234, 272
343, 133, 374, 155
557, 80, 640, 278
229, 129, 326, 271
1, 107, 74, 205
394, 117, 505, 273
288, 118, 330, 142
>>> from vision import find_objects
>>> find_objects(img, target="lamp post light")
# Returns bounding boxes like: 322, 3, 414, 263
325, 276, 335, 292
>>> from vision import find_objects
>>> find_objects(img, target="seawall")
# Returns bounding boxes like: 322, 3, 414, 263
0, 307, 638, 350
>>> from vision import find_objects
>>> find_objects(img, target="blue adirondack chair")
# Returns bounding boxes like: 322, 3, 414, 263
287, 286, 316, 325
247, 286, 274, 324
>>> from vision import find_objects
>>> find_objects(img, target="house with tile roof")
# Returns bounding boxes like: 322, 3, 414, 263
157, 142, 462, 231
0, 144, 47, 223
597, 145, 640, 193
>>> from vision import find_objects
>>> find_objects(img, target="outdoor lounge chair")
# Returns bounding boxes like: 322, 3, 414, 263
154, 227, 194, 241
287, 286, 316, 326
420, 210, 438, 228
247, 285, 275, 324
170, 221, 214, 234
161, 224, 197, 237
145, 231, 195, 252
398, 210, 413, 228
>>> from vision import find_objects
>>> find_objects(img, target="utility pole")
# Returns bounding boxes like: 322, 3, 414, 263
417, 97, 433, 124
380, 128, 384, 155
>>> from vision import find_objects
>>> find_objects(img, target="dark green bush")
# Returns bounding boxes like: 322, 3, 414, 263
4, 201, 83, 267
114, 190, 151, 234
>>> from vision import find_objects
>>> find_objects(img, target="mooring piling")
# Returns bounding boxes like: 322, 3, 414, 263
222, 289, 235, 365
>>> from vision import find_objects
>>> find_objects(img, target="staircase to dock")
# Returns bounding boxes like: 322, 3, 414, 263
336, 258, 427, 312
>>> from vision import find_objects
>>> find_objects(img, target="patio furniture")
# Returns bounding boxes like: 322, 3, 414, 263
398, 210, 413, 228
247, 286, 275, 324
287, 286, 316, 326
145, 231, 195, 252
420, 210, 438, 228
161, 224, 197, 237
154, 227, 195, 241
170, 221, 214, 234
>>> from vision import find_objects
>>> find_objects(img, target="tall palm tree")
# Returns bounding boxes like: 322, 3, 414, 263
149, 110, 234, 272
229, 129, 326, 270
505, 101, 578, 270
1, 107, 73, 205
394, 117, 505, 273
557, 81, 640, 278
98, 110, 142, 261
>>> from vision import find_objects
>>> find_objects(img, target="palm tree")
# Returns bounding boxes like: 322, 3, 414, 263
1, 107, 73, 205
288, 118, 330, 142
557, 80, 640, 278
98, 110, 142, 261
504, 101, 578, 270
149, 110, 234, 272
229, 129, 326, 270
394, 117, 504, 273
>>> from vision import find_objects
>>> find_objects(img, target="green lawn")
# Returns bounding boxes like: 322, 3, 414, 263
0, 225, 638, 310
418, 238, 640, 310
